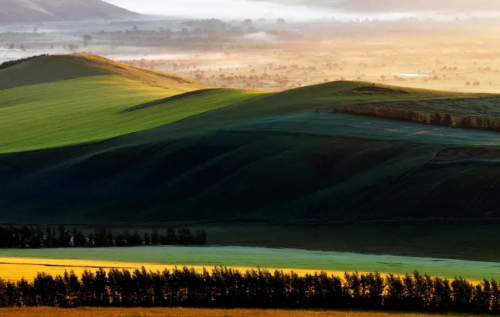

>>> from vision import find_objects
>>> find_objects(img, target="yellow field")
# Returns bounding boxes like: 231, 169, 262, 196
0, 257, 359, 282
0, 256, 489, 285
0, 308, 480, 317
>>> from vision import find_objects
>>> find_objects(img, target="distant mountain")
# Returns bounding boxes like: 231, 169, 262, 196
0, 0, 141, 23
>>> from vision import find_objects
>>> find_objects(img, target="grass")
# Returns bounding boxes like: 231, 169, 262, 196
0, 66, 488, 155
114, 81, 493, 145
2, 128, 500, 225
2, 246, 500, 282
205, 222, 500, 264
225, 112, 500, 146
0, 75, 262, 153
233, 81, 491, 116
0, 308, 480, 317
3, 54, 500, 251
0, 56, 492, 155
0, 54, 212, 90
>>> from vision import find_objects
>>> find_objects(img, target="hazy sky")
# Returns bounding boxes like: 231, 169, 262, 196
104, 0, 340, 20
104, 0, 500, 20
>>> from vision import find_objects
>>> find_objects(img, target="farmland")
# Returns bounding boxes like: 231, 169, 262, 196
352, 97, 500, 119
1, 246, 500, 282
5, 18, 500, 95
3, 7, 500, 316
0, 308, 484, 317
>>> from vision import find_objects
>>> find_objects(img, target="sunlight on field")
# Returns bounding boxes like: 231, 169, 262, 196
0, 257, 354, 282
0, 307, 480, 317
2, 245, 500, 283
0, 75, 262, 153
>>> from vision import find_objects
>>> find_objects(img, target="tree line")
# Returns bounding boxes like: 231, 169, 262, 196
0, 226, 207, 248
333, 103, 500, 132
0, 268, 499, 313
0, 55, 48, 70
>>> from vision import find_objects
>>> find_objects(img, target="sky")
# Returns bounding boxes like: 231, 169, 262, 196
104, 0, 500, 20
104, 0, 342, 20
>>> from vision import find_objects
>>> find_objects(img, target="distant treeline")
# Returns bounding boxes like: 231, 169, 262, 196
0, 226, 207, 248
0, 55, 48, 70
0, 268, 499, 313
333, 104, 500, 132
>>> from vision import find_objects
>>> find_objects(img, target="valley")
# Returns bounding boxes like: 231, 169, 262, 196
2, 6, 500, 310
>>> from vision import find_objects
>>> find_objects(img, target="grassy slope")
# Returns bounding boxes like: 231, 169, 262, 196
0, 53, 211, 90
234, 81, 489, 114
2, 129, 500, 225
225, 112, 500, 145
0, 54, 262, 153
0, 74, 485, 154
0, 76, 261, 153
2, 56, 500, 248
109, 81, 485, 146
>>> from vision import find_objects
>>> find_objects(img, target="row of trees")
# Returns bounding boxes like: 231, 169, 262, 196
0, 54, 47, 70
0, 268, 498, 313
333, 104, 500, 132
0, 226, 207, 249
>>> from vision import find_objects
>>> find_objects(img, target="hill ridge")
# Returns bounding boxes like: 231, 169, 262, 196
0, 0, 142, 23
0, 54, 212, 91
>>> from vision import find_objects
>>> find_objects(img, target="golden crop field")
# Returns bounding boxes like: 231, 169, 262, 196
0, 308, 481, 317
3, 246, 500, 284
0, 257, 356, 282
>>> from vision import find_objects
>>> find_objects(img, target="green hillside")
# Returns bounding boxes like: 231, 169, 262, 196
0, 76, 260, 153
0, 54, 262, 153
0, 54, 210, 90
2, 54, 500, 231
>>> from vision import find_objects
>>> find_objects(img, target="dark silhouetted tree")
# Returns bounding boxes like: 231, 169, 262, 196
151, 230, 159, 245
72, 228, 87, 247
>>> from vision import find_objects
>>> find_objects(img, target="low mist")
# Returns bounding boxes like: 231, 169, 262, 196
105, 0, 500, 20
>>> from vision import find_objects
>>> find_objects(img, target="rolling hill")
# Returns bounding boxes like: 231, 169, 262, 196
0, 54, 209, 90
2, 54, 500, 230
0, 0, 141, 23
0, 54, 258, 153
